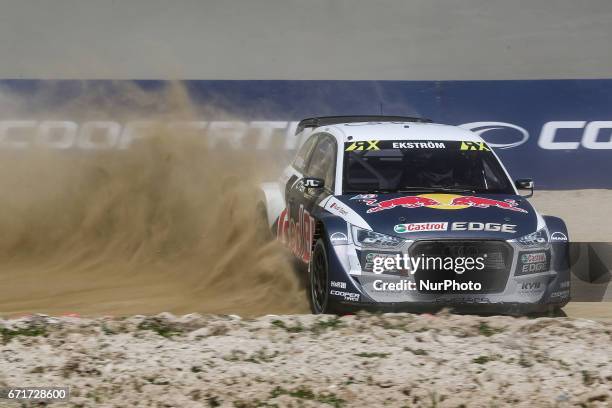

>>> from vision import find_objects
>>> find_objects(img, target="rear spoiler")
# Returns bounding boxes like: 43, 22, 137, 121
295, 115, 431, 135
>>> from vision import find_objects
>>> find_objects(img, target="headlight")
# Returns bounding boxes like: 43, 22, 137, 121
351, 225, 406, 249
516, 228, 549, 249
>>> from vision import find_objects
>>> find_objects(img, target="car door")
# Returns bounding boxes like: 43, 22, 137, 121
286, 134, 337, 263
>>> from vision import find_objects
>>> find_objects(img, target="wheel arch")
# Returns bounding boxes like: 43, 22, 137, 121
258, 182, 286, 228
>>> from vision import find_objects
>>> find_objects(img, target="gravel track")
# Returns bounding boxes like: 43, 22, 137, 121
1, 312, 611, 407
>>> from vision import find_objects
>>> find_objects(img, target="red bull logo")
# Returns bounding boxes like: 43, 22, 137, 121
364, 193, 527, 213
448, 196, 527, 213
366, 196, 440, 213
277, 205, 315, 263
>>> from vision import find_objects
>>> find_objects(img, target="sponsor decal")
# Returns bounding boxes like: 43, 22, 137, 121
0, 120, 303, 151
304, 178, 321, 188
329, 232, 348, 244
345, 140, 380, 151
330, 281, 347, 289
394, 222, 448, 233
329, 202, 349, 216
365, 194, 527, 214
539, 121, 612, 150
521, 252, 547, 264
350, 194, 378, 205
560, 280, 570, 289
520, 262, 548, 274
459, 122, 530, 150
550, 232, 568, 241
276, 205, 315, 263
330, 290, 360, 302
391, 141, 446, 149
516, 250, 550, 276
324, 198, 371, 230
3, 120, 612, 152
520, 281, 542, 292
462, 120, 612, 150
451, 222, 517, 233
366, 195, 441, 213
460, 141, 490, 151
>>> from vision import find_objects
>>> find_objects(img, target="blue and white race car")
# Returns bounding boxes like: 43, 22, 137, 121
258, 116, 571, 314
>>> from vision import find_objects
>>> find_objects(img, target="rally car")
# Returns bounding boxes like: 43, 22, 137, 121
258, 116, 570, 314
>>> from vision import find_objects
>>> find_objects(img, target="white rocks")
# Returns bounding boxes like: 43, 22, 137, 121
0, 313, 610, 407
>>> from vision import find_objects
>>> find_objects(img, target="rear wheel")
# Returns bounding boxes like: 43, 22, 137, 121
309, 239, 330, 314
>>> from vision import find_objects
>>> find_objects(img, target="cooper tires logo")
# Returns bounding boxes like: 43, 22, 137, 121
459, 122, 529, 150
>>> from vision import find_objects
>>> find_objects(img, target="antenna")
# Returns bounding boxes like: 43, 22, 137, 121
379, 102, 384, 115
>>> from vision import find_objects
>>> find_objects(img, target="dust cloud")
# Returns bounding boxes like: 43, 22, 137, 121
0, 82, 308, 317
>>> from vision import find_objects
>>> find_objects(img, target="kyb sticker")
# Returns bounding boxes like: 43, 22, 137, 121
520, 281, 542, 292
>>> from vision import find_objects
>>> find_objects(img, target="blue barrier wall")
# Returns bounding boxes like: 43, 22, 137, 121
1, 79, 611, 189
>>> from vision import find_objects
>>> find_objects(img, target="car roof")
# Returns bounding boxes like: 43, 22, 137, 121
311, 122, 484, 143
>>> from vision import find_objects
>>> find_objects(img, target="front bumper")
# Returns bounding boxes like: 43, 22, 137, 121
327, 237, 571, 312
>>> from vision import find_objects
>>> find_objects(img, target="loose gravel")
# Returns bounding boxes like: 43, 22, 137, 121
1, 311, 611, 407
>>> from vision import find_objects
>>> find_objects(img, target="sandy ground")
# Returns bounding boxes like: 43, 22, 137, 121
565, 303, 612, 322
529, 190, 612, 242
0, 312, 611, 408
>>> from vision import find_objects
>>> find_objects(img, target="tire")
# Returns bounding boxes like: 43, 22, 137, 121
309, 239, 331, 314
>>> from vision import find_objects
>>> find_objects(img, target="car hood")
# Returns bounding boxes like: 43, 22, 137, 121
321, 192, 539, 240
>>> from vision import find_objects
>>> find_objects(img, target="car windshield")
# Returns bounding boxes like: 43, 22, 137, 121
342, 140, 514, 194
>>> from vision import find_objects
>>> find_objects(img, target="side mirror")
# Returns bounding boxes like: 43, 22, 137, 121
515, 178, 534, 197
304, 177, 325, 191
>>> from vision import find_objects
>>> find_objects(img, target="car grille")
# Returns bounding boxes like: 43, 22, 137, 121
410, 240, 513, 294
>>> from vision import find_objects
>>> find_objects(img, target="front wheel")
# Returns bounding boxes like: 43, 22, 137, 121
309, 239, 331, 314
